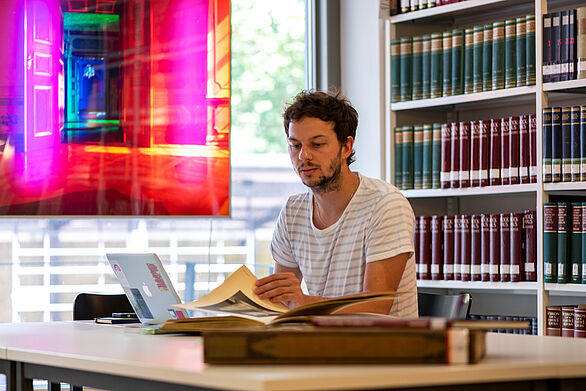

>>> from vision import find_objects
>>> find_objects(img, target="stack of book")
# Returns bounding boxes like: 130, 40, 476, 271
543, 202, 586, 284
542, 7, 586, 82
469, 314, 537, 335
391, 15, 536, 103
546, 305, 586, 337
392, 0, 470, 16
414, 211, 537, 282
542, 106, 586, 182
395, 115, 537, 190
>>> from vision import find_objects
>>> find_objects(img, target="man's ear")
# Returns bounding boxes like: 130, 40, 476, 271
342, 136, 354, 159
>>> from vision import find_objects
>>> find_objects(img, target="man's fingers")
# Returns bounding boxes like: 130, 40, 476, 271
255, 272, 297, 286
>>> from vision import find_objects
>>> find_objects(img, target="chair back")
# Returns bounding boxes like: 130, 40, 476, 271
73, 293, 134, 320
417, 292, 471, 319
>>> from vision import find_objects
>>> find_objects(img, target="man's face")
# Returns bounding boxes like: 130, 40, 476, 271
287, 117, 351, 192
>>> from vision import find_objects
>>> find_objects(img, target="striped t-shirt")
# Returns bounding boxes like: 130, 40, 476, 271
269, 173, 418, 317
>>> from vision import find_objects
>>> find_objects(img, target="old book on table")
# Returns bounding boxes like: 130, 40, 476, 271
470, 120, 481, 186
489, 214, 500, 282
459, 121, 470, 188
419, 216, 432, 280
510, 212, 523, 282
481, 214, 491, 281
499, 213, 511, 282
543, 13, 552, 83
561, 10, 570, 81
509, 116, 520, 184
570, 202, 582, 284
482, 24, 493, 91
402, 126, 414, 189
526, 14, 536, 85
431, 215, 443, 280
443, 215, 455, 280
543, 107, 553, 182
552, 12, 562, 82
492, 20, 505, 90
544, 202, 559, 283
578, 7, 586, 79
400, 37, 413, 102
552, 107, 562, 182
516, 16, 527, 87
461, 215, 471, 281
562, 306, 577, 337
422, 124, 433, 188
530, 114, 537, 182
412, 35, 424, 100
454, 215, 462, 280
432, 123, 442, 188
442, 31, 453, 97
524, 210, 537, 281
489, 118, 501, 185
440, 123, 451, 188
391, 39, 401, 102
520, 115, 530, 183
561, 106, 572, 182
504, 18, 517, 89
575, 307, 586, 337
450, 122, 460, 188
472, 25, 484, 93
452, 29, 464, 95
557, 202, 569, 284
546, 305, 562, 336
571, 106, 581, 181
394, 127, 403, 188
430, 32, 443, 98
501, 118, 510, 185
414, 125, 425, 189
422, 34, 432, 99
463, 27, 474, 94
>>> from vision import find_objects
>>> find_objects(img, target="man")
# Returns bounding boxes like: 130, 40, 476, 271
254, 90, 417, 317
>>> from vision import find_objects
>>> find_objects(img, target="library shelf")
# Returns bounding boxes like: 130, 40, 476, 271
401, 183, 538, 198
543, 182, 586, 192
545, 283, 586, 295
418, 279, 539, 293
543, 78, 586, 93
391, 85, 537, 111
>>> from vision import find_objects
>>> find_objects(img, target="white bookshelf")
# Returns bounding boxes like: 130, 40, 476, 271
418, 279, 539, 293
543, 78, 586, 92
402, 183, 538, 198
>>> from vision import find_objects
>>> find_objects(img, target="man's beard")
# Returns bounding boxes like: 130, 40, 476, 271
299, 151, 343, 193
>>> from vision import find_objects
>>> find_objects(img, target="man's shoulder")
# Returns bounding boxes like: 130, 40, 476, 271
357, 174, 403, 201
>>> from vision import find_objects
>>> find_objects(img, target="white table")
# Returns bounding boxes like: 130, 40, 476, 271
1, 321, 586, 391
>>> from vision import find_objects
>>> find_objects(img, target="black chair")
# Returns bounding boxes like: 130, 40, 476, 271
72, 293, 134, 321
417, 292, 471, 319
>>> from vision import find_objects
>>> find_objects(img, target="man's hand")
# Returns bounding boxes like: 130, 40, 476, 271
254, 272, 307, 308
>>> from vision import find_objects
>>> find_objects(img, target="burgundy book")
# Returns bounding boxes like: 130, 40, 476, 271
459, 122, 471, 188
460, 215, 471, 281
575, 307, 586, 338
443, 215, 455, 280
454, 215, 462, 280
419, 216, 432, 280
561, 306, 577, 338
430, 215, 443, 280
471, 214, 482, 281
489, 213, 500, 282
529, 114, 537, 183
489, 119, 501, 185
523, 210, 537, 281
470, 121, 481, 187
414, 216, 421, 279
499, 213, 511, 282
501, 118, 510, 185
508, 116, 520, 185
546, 306, 562, 336
510, 212, 523, 282
440, 123, 451, 189
519, 115, 530, 184
479, 119, 490, 187
481, 214, 491, 281
450, 122, 460, 188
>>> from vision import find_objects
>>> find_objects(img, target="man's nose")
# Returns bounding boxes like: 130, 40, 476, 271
299, 146, 311, 160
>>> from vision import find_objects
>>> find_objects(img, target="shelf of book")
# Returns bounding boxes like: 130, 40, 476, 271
401, 183, 538, 198
418, 280, 539, 292
543, 78, 586, 93
391, 85, 537, 111
545, 283, 586, 295
544, 182, 586, 192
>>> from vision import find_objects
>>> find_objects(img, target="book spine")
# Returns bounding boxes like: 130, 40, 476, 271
582, 202, 586, 284
413, 124, 424, 189
391, 0, 399, 16
431, 215, 443, 280
473, 25, 484, 93
427, 0, 436, 7
482, 24, 493, 91
526, 14, 536, 85
492, 21, 505, 90
575, 308, 586, 338
461, 215, 471, 282
412, 35, 424, 100
432, 123, 442, 188
470, 121, 481, 187
422, 34, 432, 99
571, 203, 583, 284
443, 216, 455, 280
543, 13, 552, 83
481, 214, 491, 281
489, 118, 501, 185
410, 0, 418, 12
471, 214, 482, 281
546, 306, 562, 336
451, 29, 464, 96
560, 11, 570, 81
569, 10, 576, 80
544, 202, 559, 283
524, 210, 537, 281
561, 306, 576, 338
394, 127, 403, 189
442, 31, 453, 97
489, 214, 500, 282
391, 39, 402, 102
582, 106, 586, 181
479, 120, 490, 186
454, 215, 462, 280
419, 216, 432, 280
519, 115, 530, 183
430, 32, 443, 99
414, 216, 421, 279
418, 0, 427, 10
516, 16, 527, 87
552, 12, 561, 82
543, 107, 553, 182
459, 121, 470, 188
422, 124, 433, 189
499, 213, 511, 282
504, 19, 517, 89
510, 212, 523, 282
562, 106, 572, 182
464, 28, 474, 94
530, 114, 537, 183
509, 116, 520, 184
557, 202, 568, 284
450, 122, 460, 188
400, 0, 409, 13
552, 107, 562, 182
440, 123, 451, 188
578, 7, 586, 79
402, 126, 414, 189
571, 106, 581, 181
400, 37, 413, 102
501, 118, 510, 185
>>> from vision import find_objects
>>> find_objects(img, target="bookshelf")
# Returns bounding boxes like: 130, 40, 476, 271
384, 0, 586, 335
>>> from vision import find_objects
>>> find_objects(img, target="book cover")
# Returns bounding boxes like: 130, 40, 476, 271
464, 27, 474, 94
560, 11, 570, 81
415, 216, 421, 279
504, 18, 517, 89
440, 123, 451, 189
422, 34, 432, 99
432, 123, 442, 188
543, 13, 552, 83
557, 202, 568, 284
571, 202, 582, 284
509, 116, 520, 185
575, 307, 586, 338
519, 115, 530, 183
492, 21, 505, 90
414, 124, 425, 189
471, 214, 482, 281
430, 32, 443, 99
544, 203, 558, 283
543, 107, 553, 182
561, 306, 576, 337
489, 214, 500, 282
391, 39, 402, 102
459, 121, 470, 188
470, 120, 481, 187
431, 215, 443, 280
526, 14, 536, 85
461, 215, 471, 282
510, 212, 523, 282
450, 122, 460, 188
489, 118, 501, 185
442, 31, 453, 97
443, 215, 455, 280
420, 216, 432, 280
571, 106, 581, 181
583, 202, 586, 284
481, 214, 491, 282
561, 106, 572, 182
578, 7, 586, 79
546, 306, 562, 336
501, 118, 510, 185
400, 37, 413, 102
412, 35, 424, 100
394, 127, 403, 189
516, 16, 527, 87
552, 12, 561, 82
454, 215, 462, 280
530, 114, 537, 183
524, 210, 537, 281
472, 25, 484, 93
499, 213, 511, 282
422, 124, 433, 189
451, 29, 464, 96
402, 126, 414, 189
569, 9, 576, 80
552, 107, 562, 182
582, 106, 586, 181
482, 24, 493, 91
479, 119, 490, 186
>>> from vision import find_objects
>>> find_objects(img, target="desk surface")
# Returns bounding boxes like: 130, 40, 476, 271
1, 322, 586, 391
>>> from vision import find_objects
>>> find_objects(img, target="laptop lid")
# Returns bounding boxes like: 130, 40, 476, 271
106, 253, 187, 324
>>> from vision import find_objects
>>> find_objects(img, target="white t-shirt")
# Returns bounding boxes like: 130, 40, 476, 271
270, 173, 418, 317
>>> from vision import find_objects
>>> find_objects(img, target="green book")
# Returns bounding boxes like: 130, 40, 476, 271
505, 18, 517, 89
526, 14, 536, 85
516, 16, 527, 88
430, 32, 443, 99
552, 107, 563, 182
492, 20, 505, 90
402, 126, 414, 189
412, 35, 424, 100
413, 125, 424, 189
442, 31, 453, 97
582, 203, 586, 284
391, 39, 401, 102
570, 202, 582, 284
473, 25, 484, 93
394, 126, 403, 189
451, 29, 464, 96
422, 124, 433, 189
557, 202, 568, 284
561, 107, 572, 182
482, 24, 493, 92
421, 34, 432, 100
544, 202, 558, 283
400, 37, 413, 102
463, 28, 474, 94
431, 123, 442, 188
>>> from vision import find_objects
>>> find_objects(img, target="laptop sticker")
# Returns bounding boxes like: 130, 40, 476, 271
129, 288, 154, 319
147, 263, 169, 291
112, 263, 130, 287
168, 309, 178, 319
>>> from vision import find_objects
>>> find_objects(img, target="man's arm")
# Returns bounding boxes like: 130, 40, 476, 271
254, 263, 324, 308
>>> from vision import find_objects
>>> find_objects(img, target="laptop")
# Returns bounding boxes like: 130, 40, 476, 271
105, 253, 188, 324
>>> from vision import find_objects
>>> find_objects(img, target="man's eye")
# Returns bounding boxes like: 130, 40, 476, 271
290, 144, 300, 149
313, 143, 323, 147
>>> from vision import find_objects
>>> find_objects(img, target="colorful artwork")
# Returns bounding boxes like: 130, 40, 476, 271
0, 0, 230, 215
